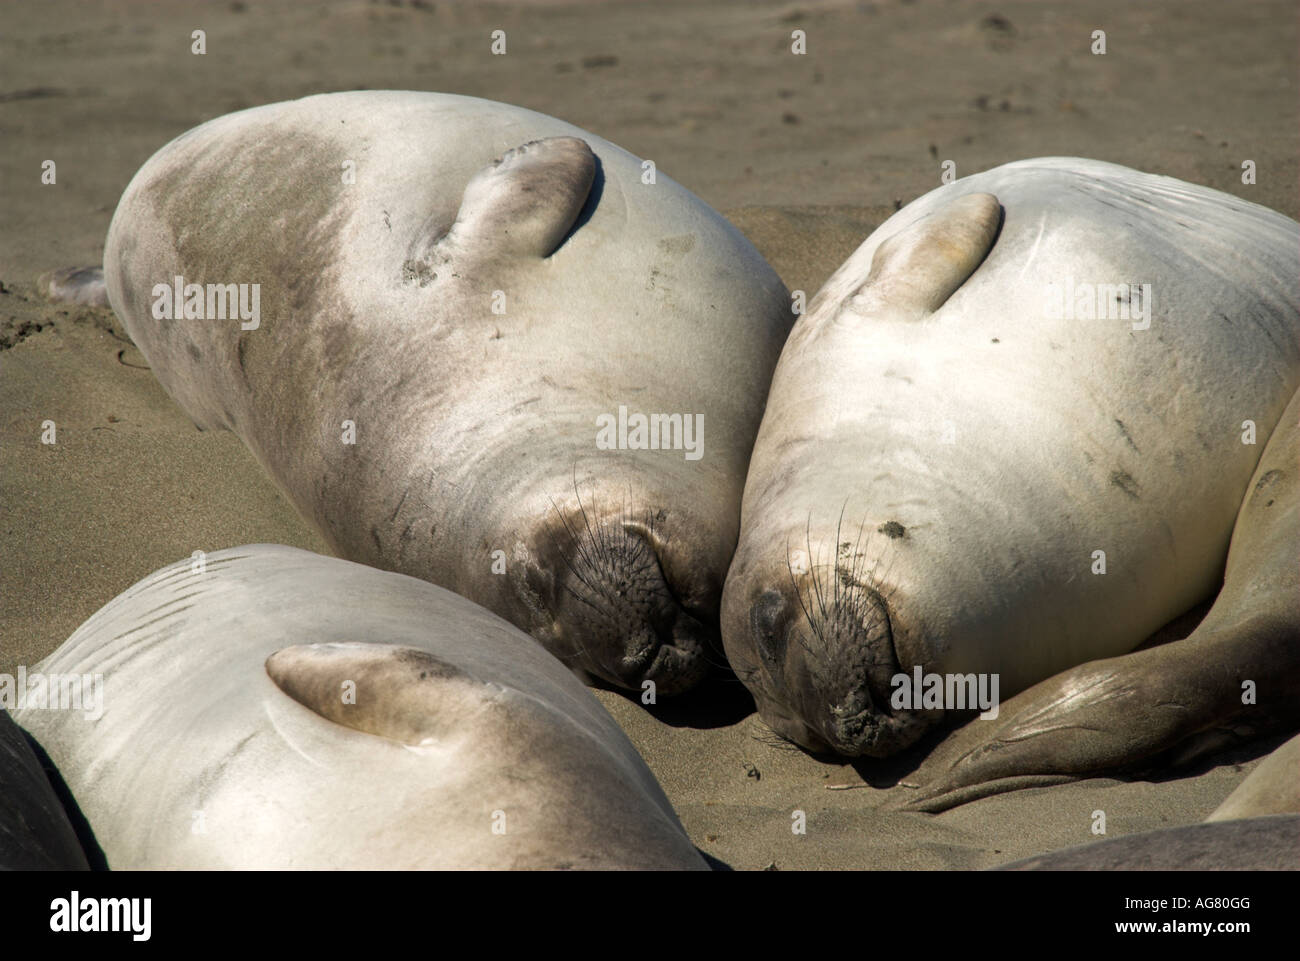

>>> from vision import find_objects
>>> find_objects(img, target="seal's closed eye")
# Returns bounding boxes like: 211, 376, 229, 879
750, 590, 788, 669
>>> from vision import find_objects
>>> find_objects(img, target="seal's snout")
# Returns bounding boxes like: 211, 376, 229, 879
740, 577, 933, 757
553, 520, 711, 695
804, 588, 936, 757
827, 687, 875, 751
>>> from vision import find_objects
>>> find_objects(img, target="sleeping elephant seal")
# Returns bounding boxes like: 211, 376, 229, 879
1206, 733, 1300, 822
15, 545, 707, 870
99, 91, 791, 695
993, 815, 1300, 871
0, 710, 89, 869
721, 158, 1300, 789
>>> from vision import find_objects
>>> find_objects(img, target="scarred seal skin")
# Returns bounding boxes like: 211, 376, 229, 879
15, 545, 708, 870
721, 158, 1300, 774
102, 91, 792, 695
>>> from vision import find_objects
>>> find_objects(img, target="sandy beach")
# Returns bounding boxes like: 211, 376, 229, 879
2, 0, 1296, 870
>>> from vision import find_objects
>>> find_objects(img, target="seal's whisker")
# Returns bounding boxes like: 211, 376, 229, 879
786, 547, 820, 660
572, 474, 611, 572
749, 723, 806, 753
546, 495, 605, 595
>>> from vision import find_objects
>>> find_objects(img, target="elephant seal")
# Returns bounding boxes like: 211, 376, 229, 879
721, 158, 1300, 786
15, 545, 708, 869
0, 710, 89, 869
98, 91, 791, 695
993, 815, 1300, 871
1207, 733, 1300, 822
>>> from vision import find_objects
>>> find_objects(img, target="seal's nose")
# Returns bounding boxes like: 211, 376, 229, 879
801, 594, 928, 757
826, 686, 875, 750
819, 689, 937, 757
616, 604, 710, 694
737, 579, 938, 757
554, 522, 711, 695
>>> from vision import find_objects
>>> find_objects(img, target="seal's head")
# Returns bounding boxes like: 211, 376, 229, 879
722, 539, 938, 756
520, 495, 718, 696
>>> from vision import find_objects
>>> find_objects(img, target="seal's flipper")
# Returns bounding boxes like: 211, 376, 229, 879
845, 192, 1001, 322
436, 137, 596, 262
266, 642, 492, 746
902, 387, 1300, 812
39, 266, 108, 308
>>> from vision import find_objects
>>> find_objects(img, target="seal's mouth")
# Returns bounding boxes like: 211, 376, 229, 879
806, 590, 929, 757
548, 520, 713, 695
614, 603, 709, 692
820, 687, 934, 757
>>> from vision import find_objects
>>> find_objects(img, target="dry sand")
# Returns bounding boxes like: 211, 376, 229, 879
2, 0, 1296, 870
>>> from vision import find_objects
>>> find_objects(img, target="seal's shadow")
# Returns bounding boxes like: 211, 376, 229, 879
592, 663, 758, 730
1129, 727, 1297, 787
842, 725, 952, 788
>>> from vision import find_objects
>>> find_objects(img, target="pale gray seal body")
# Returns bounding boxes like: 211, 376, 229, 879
15, 545, 707, 869
1207, 733, 1300, 822
721, 158, 1300, 796
100, 91, 791, 694
909, 375, 1300, 809
0, 710, 89, 869
994, 815, 1300, 871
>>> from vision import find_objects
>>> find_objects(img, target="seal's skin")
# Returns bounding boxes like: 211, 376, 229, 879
0, 710, 89, 869
993, 815, 1300, 871
15, 546, 708, 870
906, 384, 1300, 810
1207, 733, 1300, 822
104, 91, 792, 695
722, 158, 1300, 771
